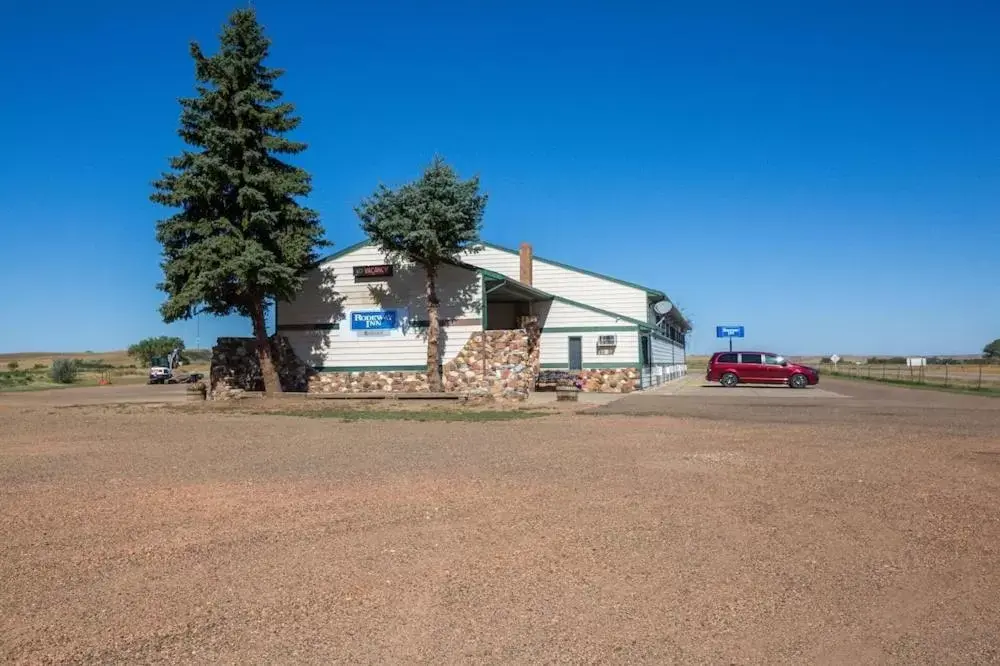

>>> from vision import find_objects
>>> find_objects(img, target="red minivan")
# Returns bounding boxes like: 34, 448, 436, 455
706, 351, 820, 388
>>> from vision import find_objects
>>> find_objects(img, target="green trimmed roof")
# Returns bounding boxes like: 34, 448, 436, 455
312, 239, 690, 331
478, 242, 689, 330
481, 271, 555, 302
479, 241, 667, 300
310, 239, 372, 267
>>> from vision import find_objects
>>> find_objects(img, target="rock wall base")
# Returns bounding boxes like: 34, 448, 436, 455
210, 336, 314, 399
576, 368, 641, 393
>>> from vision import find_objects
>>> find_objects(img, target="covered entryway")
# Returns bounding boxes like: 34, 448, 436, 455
480, 270, 553, 330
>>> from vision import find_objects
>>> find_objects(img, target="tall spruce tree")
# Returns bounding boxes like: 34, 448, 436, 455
355, 158, 487, 391
151, 9, 326, 394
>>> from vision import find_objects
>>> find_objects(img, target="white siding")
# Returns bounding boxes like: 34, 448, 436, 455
530, 260, 648, 321
282, 326, 479, 370
462, 246, 523, 278
540, 330, 639, 368
650, 334, 684, 365
461, 245, 649, 321
277, 243, 482, 369
535, 299, 624, 328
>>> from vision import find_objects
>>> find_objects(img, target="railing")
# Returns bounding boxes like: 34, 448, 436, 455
640, 364, 688, 389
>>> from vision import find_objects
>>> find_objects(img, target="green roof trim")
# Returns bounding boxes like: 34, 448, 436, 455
540, 362, 642, 370
540, 326, 637, 333
479, 241, 667, 300
552, 294, 648, 329
307, 239, 689, 331
311, 239, 372, 266
314, 365, 427, 372
480, 270, 555, 302
479, 266, 672, 333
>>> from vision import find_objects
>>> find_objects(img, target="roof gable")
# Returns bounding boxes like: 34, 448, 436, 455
478, 241, 666, 300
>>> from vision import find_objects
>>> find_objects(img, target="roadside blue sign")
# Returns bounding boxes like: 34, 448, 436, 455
716, 325, 745, 338
351, 310, 398, 330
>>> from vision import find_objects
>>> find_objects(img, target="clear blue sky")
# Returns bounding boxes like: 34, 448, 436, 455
1, 0, 997, 356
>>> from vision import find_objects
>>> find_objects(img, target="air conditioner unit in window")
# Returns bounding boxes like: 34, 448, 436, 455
596, 334, 617, 347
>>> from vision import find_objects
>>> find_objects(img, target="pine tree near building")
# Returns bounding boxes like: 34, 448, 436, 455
151, 9, 327, 394
356, 158, 488, 391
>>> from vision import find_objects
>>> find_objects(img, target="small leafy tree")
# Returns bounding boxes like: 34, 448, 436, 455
6, 361, 18, 371
984, 338, 1000, 361
150, 9, 327, 393
127, 336, 186, 367
50, 359, 77, 384
356, 157, 487, 390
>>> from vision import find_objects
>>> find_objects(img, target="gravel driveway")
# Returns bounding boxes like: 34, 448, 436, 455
2, 384, 999, 663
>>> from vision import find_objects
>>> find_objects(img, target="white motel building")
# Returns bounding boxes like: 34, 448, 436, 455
276, 240, 689, 391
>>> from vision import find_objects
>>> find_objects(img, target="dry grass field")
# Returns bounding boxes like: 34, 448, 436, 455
2, 379, 999, 663
0, 350, 210, 392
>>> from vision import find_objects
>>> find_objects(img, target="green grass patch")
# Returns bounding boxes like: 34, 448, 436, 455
0, 380, 77, 393
271, 408, 548, 422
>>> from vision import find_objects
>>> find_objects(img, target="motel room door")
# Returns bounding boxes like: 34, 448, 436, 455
568, 337, 583, 371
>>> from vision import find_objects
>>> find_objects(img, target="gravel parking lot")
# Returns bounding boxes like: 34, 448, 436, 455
2, 382, 999, 663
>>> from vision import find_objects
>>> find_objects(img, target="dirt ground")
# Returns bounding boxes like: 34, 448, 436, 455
2, 380, 1000, 663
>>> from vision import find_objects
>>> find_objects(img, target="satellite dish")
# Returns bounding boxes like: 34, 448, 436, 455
652, 300, 673, 315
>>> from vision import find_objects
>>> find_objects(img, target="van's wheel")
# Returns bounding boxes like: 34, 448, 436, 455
790, 373, 808, 389
720, 372, 739, 387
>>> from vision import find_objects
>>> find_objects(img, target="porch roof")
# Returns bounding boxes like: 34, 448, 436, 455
480, 269, 555, 303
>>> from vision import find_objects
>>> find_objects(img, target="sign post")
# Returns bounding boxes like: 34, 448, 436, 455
715, 325, 745, 351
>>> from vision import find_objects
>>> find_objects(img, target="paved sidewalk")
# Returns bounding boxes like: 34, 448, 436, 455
644, 373, 847, 398
525, 390, 624, 406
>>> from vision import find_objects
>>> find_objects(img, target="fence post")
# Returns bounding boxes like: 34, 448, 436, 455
882, 364, 886, 381
979, 365, 983, 390
944, 364, 949, 387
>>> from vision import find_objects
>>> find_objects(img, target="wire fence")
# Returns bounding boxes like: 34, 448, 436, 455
819, 362, 1000, 392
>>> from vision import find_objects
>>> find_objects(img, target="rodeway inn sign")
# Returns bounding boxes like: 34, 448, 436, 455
351, 310, 398, 331
347, 309, 407, 338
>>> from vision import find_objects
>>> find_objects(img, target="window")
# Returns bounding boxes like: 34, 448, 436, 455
764, 354, 782, 365
740, 353, 763, 364
717, 353, 738, 363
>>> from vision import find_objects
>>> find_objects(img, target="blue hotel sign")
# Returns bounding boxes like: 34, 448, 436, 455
351, 310, 398, 331
716, 325, 745, 338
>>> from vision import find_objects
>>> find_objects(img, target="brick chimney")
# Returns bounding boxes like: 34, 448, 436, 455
519, 242, 533, 285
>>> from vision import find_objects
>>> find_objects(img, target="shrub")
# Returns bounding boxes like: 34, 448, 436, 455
49, 359, 78, 384
33, 363, 46, 370
6, 361, 18, 371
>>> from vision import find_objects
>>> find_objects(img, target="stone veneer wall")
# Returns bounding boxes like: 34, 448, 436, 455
576, 368, 640, 393
211, 326, 543, 400
210, 333, 642, 398
309, 371, 429, 394
210, 336, 314, 399
307, 327, 540, 400
441, 328, 540, 400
